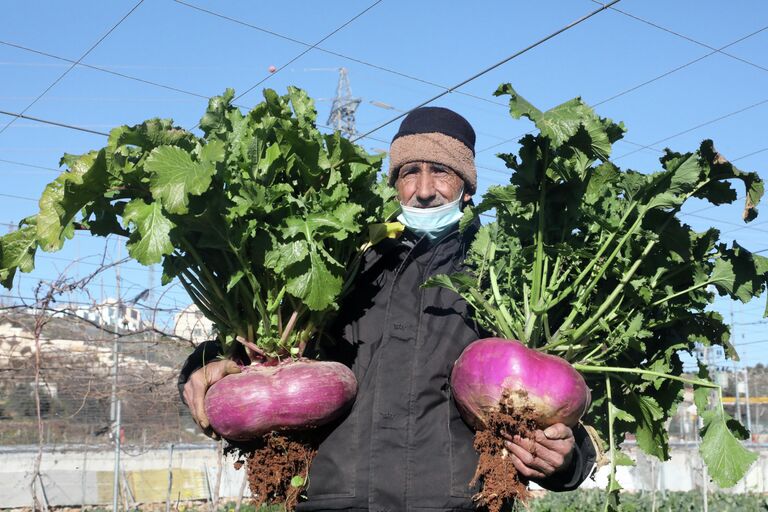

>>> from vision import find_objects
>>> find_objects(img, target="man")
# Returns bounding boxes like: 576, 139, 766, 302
180, 106, 596, 511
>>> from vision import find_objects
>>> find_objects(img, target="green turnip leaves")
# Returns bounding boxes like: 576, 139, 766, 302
0, 87, 394, 357
426, 84, 766, 497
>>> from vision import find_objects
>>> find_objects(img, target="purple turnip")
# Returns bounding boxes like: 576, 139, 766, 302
450, 338, 591, 511
205, 359, 357, 441
451, 337, 591, 429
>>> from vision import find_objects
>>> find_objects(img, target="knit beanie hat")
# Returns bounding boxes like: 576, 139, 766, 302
388, 107, 477, 194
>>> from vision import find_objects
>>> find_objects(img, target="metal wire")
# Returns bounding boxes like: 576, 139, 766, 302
0, 0, 146, 137
0, 39, 211, 100
171, 0, 512, 110
352, 0, 623, 142
0, 110, 108, 136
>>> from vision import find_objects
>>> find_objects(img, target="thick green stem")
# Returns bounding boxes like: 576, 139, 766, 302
476, 225, 497, 288
179, 267, 218, 313
570, 238, 657, 343
179, 239, 244, 338
531, 172, 548, 306
604, 375, 618, 512
228, 241, 270, 335
549, 200, 640, 309
573, 297, 630, 352
180, 238, 227, 303
236, 280, 261, 339
279, 308, 302, 346
553, 213, 645, 341
490, 266, 516, 339
575, 364, 719, 389
577, 342, 607, 364
547, 254, 562, 290
469, 288, 515, 340
178, 272, 229, 328
651, 279, 714, 307
576, 308, 637, 362
651, 260, 698, 290
340, 236, 372, 299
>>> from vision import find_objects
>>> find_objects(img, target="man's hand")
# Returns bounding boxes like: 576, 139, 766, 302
501, 423, 575, 480
183, 359, 241, 439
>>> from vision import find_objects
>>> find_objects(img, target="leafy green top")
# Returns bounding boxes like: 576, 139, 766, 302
0, 87, 396, 357
426, 84, 766, 492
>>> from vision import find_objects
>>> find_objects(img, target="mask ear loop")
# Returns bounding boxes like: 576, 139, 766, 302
454, 185, 465, 204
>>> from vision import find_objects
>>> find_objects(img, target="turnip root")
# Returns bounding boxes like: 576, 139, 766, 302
450, 338, 591, 512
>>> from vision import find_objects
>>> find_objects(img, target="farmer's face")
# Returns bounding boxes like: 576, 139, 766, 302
396, 161, 471, 208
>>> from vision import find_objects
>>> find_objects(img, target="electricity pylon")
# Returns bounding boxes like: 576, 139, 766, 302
327, 67, 361, 138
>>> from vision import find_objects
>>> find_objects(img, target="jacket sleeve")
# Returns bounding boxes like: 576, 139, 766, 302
177, 340, 224, 406
533, 423, 597, 492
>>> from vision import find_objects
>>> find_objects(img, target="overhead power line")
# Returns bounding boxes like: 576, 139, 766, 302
735, 338, 768, 347
0, 39, 211, 101
352, 0, 623, 142
476, 22, 768, 155
592, 24, 768, 108
0, 192, 37, 202
181, 4, 765, 170
0, 0, 146, 137
613, 96, 768, 161
182, 0, 384, 132
683, 215, 768, 235
0, 109, 108, 136
732, 146, 768, 162
595, 1, 768, 75
0, 158, 60, 174
172, 0, 512, 110
233, 1, 382, 104
733, 320, 768, 326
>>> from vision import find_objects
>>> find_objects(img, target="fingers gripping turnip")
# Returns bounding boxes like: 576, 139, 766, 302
450, 338, 590, 512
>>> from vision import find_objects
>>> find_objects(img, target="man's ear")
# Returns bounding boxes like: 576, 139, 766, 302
463, 192, 472, 203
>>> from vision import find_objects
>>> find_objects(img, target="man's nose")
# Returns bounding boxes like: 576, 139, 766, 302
415, 172, 437, 202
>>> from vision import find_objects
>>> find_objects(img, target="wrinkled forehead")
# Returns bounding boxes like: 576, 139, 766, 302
397, 161, 457, 176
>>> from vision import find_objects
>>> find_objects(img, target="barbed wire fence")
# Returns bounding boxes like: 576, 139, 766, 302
2, 262, 766, 509
0, 218, 765, 510
0, 257, 252, 510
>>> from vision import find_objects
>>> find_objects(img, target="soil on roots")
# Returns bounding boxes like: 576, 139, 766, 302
226, 431, 318, 511
470, 396, 538, 512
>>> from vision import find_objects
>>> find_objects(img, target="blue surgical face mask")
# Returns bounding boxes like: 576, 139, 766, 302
397, 188, 464, 240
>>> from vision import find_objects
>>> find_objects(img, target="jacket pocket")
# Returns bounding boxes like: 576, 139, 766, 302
305, 406, 359, 499
448, 395, 480, 498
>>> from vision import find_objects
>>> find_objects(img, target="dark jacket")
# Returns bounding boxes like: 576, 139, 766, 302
179, 223, 596, 512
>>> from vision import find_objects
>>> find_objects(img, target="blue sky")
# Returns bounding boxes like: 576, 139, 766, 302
1, 0, 766, 365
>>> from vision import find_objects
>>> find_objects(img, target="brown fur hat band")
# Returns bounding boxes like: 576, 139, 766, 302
388, 107, 477, 194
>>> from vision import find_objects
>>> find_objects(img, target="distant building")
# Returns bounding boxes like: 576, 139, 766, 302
174, 304, 214, 343
62, 298, 144, 332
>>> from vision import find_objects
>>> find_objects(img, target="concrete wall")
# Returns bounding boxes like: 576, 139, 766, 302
3, 443, 768, 508
532, 442, 768, 494
0, 443, 250, 508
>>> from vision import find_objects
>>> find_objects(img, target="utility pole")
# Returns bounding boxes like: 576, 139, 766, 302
111, 241, 122, 512
148, 265, 155, 307
744, 367, 752, 441
700, 344, 709, 512
735, 361, 742, 423
732, 306, 742, 423
326, 67, 361, 138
